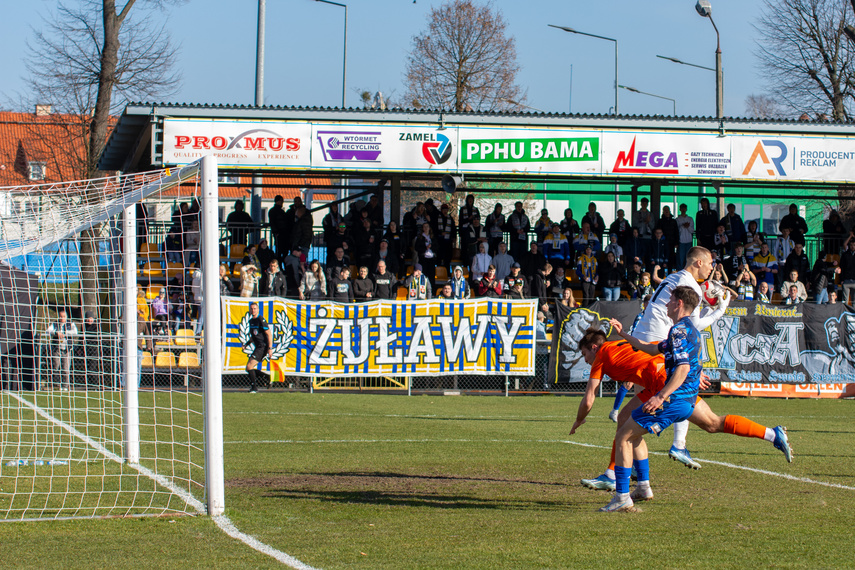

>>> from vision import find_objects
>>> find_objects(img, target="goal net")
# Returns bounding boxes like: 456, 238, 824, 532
0, 157, 223, 521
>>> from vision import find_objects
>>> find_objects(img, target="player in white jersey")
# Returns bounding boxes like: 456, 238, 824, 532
581, 246, 729, 489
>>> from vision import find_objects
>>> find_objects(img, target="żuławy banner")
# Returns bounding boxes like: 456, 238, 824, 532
547, 300, 855, 385
223, 297, 537, 377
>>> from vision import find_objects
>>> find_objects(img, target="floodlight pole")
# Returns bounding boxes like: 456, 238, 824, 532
315, 0, 348, 108
619, 84, 677, 116
251, 0, 266, 242
549, 24, 618, 115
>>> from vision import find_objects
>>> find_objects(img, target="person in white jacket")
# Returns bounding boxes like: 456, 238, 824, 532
470, 241, 492, 284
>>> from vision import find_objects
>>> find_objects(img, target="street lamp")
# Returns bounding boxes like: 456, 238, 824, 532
314, 0, 348, 108
695, 0, 723, 118
618, 85, 676, 116
549, 24, 618, 115
500, 98, 547, 113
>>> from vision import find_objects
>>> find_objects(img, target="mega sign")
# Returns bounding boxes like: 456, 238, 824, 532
603, 133, 731, 178
222, 297, 537, 377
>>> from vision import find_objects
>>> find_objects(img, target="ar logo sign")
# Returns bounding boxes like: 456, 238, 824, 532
742, 140, 788, 176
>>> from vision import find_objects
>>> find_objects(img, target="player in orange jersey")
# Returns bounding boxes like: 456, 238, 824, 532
569, 328, 793, 494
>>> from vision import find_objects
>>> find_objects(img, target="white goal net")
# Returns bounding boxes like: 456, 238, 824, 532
0, 157, 223, 521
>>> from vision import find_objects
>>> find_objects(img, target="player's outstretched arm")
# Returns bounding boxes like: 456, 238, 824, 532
696, 290, 731, 330
570, 377, 601, 435
608, 318, 660, 356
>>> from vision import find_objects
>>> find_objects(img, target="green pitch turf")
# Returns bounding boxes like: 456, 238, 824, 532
1, 393, 853, 569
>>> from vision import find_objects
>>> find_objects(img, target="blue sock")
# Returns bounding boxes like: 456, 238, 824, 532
613, 384, 629, 411
614, 465, 631, 494
633, 458, 650, 483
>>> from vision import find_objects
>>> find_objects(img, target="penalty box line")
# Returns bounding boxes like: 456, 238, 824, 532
5, 392, 319, 570
225, 435, 855, 493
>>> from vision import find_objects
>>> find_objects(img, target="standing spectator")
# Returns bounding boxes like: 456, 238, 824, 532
655, 206, 679, 267
365, 194, 384, 231
470, 241, 492, 284
723, 243, 749, 283
291, 206, 314, 253
382, 221, 404, 276
533, 208, 553, 246
353, 266, 375, 302
47, 309, 77, 390
486, 203, 507, 255
783, 243, 810, 288
322, 203, 343, 250
137, 289, 154, 353
559, 208, 580, 243
576, 244, 599, 306
371, 260, 397, 300
326, 247, 349, 282
282, 248, 303, 298
268, 195, 287, 257
601, 251, 625, 301
542, 223, 571, 267
549, 266, 571, 299
582, 202, 606, 241
476, 265, 503, 298
810, 252, 834, 304
491, 241, 514, 283
327, 222, 355, 263
775, 227, 795, 266
733, 267, 757, 301
604, 233, 624, 264
756, 280, 772, 303
626, 260, 644, 298
299, 259, 327, 300
353, 218, 377, 268
503, 262, 528, 296
152, 288, 169, 329
464, 214, 488, 261
190, 268, 203, 334
624, 227, 646, 268
520, 242, 546, 279
841, 236, 855, 304
219, 265, 235, 298
239, 262, 260, 298
779, 203, 808, 246
507, 201, 531, 260
414, 222, 438, 288
719, 203, 746, 249
632, 197, 655, 252
558, 287, 579, 308
435, 204, 456, 268
744, 220, 763, 261
450, 265, 471, 299
675, 204, 695, 269
225, 200, 256, 248
531, 263, 551, 305
259, 259, 286, 297
505, 277, 527, 299
256, 238, 275, 272
458, 194, 480, 261
403, 264, 432, 300
573, 221, 601, 254
373, 239, 400, 277
695, 197, 719, 251
751, 242, 778, 288
241, 243, 262, 271
822, 210, 846, 254
713, 224, 729, 259
330, 267, 355, 303
424, 199, 440, 233
648, 228, 670, 276
184, 219, 201, 268
784, 284, 803, 305
609, 209, 631, 247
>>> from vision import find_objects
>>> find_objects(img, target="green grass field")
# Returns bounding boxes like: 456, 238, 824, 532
1, 392, 854, 568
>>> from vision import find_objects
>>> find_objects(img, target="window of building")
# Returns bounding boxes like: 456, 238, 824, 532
28, 162, 46, 181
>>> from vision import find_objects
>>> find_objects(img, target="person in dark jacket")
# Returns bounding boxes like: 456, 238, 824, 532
282, 247, 303, 298
520, 242, 546, 279
779, 203, 808, 246
268, 195, 287, 257
290, 206, 314, 253
330, 267, 355, 302
810, 251, 835, 304
353, 266, 375, 302
260, 259, 287, 297
371, 260, 398, 300
695, 197, 719, 251
530, 263, 551, 306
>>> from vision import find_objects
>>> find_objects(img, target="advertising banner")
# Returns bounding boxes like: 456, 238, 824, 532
310, 124, 458, 172
456, 127, 601, 175
162, 119, 311, 167
732, 135, 855, 182
720, 382, 855, 399
223, 297, 536, 377
547, 300, 855, 386
602, 132, 732, 178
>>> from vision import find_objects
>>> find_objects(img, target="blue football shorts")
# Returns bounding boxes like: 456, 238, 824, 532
631, 396, 696, 436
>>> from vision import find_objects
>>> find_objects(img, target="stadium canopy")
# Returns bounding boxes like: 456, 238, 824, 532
99, 102, 855, 218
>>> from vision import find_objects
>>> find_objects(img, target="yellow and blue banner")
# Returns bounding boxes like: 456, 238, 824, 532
222, 297, 537, 377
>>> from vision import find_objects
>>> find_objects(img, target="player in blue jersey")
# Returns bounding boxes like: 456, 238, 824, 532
600, 285, 703, 512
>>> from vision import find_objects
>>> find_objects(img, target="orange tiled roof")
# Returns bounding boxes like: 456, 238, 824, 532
0, 111, 115, 187
161, 176, 337, 202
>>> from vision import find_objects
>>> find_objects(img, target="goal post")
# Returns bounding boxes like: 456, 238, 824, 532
0, 156, 223, 521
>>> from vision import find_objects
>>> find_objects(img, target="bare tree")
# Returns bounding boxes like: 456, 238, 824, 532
754, 0, 855, 121
24, 0, 180, 319
744, 94, 785, 119
405, 0, 525, 112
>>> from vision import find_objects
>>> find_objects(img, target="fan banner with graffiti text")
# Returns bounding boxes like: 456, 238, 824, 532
548, 300, 855, 385
222, 297, 537, 377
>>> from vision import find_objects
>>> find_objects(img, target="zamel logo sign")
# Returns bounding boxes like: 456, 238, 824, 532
742, 140, 788, 176
612, 137, 679, 174
173, 129, 301, 152
421, 133, 453, 165
317, 130, 382, 162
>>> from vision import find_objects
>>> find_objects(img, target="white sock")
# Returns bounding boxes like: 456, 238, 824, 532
617, 492, 630, 500
672, 420, 689, 449
763, 428, 775, 442
637, 480, 651, 490
605, 469, 615, 479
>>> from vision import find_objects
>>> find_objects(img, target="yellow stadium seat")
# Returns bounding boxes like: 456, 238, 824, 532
140, 262, 163, 277
396, 286, 408, 301
165, 262, 184, 278
435, 266, 449, 284
230, 244, 246, 259
349, 264, 359, 277
139, 242, 160, 259
450, 248, 462, 263
232, 262, 243, 277
146, 285, 160, 300
140, 351, 154, 368
174, 329, 197, 346
154, 351, 176, 368
178, 352, 201, 368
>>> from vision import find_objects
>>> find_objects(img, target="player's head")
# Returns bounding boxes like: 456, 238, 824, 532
249, 302, 259, 316
685, 246, 714, 281
578, 328, 608, 364
667, 286, 700, 322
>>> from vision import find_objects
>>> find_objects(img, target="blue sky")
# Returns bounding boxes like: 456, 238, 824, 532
3, 0, 768, 118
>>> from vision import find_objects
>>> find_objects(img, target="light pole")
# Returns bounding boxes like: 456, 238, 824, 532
695, 0, 723, 119
618, 85, 676, 116
549, 24, 618, 115
500, 98, 547, 113
315, 0, 348, 108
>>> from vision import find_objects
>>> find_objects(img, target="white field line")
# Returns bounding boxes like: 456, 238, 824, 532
6, 391, 317, 570
224, 436, 855, 492
226, 411, 854, 420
